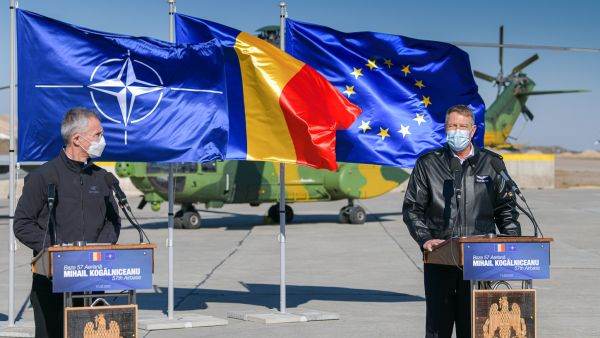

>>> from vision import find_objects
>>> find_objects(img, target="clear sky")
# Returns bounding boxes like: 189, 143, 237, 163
1, 0, 599, 151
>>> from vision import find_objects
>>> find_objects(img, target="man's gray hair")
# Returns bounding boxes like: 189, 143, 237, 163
445, 105, 475, 125
60, 107, 100, 145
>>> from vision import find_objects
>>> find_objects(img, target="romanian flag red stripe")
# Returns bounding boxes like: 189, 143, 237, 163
279, 65, 356, 169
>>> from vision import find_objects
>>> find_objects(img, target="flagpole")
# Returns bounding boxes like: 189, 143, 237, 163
278, 1, 287, 315
8, 0, 18, 327
167, 0, 176, 321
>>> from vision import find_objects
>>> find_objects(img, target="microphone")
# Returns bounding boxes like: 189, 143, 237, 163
105, 172, 148, 243
47, 183, 58, 245
450, 157, 462, 189
450, 157, 463, 236
104, 173, 130, 210
490, 158, 521, 195
47, 184, 56, 208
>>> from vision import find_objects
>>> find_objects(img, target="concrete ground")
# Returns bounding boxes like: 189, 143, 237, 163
0, 188, 598, 337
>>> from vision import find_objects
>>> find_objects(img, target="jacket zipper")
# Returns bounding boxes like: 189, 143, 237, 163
462, 165, 468, 237
80, 173, 85, 241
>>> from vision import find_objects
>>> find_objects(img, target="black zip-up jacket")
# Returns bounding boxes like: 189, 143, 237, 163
402, 145, 521, 248
14, 150, 121, 255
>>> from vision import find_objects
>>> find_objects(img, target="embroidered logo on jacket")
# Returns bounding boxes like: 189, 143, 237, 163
475, 175, 491, 183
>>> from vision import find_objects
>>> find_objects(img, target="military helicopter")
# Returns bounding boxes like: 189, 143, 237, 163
115, 161, 409, 228
457, 26, 589, 148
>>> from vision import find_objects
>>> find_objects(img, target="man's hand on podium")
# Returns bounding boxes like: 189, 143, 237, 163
423, 239, 445, 252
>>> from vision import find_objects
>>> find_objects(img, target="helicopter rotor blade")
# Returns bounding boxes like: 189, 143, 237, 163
511, 54, 539, 75
452, 42, 600, 53
519, 89, 589, 96
499, 25, 504, 77
473, 70, 496, 83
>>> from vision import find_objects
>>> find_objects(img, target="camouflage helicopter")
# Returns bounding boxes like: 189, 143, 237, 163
115, 161, 409, 228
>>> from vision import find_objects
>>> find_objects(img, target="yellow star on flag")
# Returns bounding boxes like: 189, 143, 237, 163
358, 120, 371, 133
377, 127, 390, 140
421, 96, 432, 108
350, 67, 364, 79
384, 59, 394, 68
415, 80, 425, 89
343, 85, 356, 98
366, 59, 379, 70
401, 65, 411, 76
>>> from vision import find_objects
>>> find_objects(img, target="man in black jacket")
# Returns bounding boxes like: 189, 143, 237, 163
14, 107, 120, 338
403, 105, 520, 338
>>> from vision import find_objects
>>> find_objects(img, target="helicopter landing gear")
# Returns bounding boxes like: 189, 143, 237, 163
174, 204, 201, 229
268, 204, 294, 223
339, 199, 366, 224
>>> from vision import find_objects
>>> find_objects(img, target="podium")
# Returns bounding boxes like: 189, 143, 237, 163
32, 243, 156, 338
424, 236, 552, 338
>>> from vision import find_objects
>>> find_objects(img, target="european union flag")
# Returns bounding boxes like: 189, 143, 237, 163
17, 10, 228, 162
286, 20, 485, 167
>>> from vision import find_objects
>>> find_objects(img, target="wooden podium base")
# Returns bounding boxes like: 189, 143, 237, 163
471, 288, 536, 338
65, 304, 137, 338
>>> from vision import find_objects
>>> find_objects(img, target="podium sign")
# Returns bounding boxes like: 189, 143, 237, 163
463, 242, 550, 281
52, 248, 153, 292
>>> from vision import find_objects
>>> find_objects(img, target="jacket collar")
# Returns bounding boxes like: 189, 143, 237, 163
60, 149, 92, 173
443, 144, 481, 168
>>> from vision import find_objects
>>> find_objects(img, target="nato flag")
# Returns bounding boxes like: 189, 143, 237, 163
17, 10, 228, 162
286, 19, 485, 167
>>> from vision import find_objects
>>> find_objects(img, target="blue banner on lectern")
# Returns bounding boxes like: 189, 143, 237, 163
463, 242, 550, 281
52, 249, 153, 292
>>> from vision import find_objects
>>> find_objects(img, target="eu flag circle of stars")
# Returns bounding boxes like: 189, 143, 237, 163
342, 58, 430, 142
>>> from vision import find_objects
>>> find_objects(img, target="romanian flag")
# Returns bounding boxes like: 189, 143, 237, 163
496, 244, 506, 253
174, 14, 361, 170
90, 252, 102, 262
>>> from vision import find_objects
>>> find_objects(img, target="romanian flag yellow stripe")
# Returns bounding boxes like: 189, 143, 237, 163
233, 32, 300, 162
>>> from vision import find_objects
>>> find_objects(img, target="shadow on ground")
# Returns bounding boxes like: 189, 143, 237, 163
133, 211, 402, 230
121, 283, 423, 313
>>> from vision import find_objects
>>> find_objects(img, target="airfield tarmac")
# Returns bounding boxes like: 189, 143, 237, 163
0, 188, 599, 337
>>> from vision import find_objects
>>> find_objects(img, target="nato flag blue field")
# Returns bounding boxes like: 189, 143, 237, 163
17, 10, 228, 162
286, 19, 485, 167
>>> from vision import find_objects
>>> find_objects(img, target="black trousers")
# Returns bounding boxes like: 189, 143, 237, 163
31, 273, 63, 338
424, 264, 471, 338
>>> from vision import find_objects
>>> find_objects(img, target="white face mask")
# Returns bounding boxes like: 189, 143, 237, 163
81, 135, 106, 158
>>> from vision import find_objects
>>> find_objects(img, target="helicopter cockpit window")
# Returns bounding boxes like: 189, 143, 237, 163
147, 163, 198, 174
201, 161, 217, 173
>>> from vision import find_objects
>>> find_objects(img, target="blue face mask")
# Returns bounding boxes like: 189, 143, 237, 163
446, 129, 471, 152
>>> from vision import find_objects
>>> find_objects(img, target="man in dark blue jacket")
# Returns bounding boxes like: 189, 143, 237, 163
14, 107, 120, 338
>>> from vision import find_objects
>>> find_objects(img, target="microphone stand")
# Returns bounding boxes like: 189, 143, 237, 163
118, 203, 148, 244
41, 184, 58, 250
513, 191, 543, 237
491, 158, 543, 237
